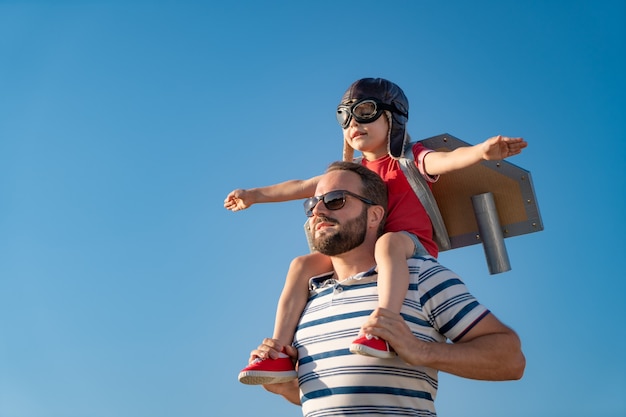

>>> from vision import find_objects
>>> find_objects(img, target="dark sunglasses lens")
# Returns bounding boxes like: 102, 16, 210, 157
304, 191, 347, 217
304, 197, 319, 217
323, 191, 346, 210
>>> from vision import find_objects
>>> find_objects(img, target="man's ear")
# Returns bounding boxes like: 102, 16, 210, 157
368, 205, 385, 229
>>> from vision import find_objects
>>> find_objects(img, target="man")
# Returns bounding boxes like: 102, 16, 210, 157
249, 161, 525, 416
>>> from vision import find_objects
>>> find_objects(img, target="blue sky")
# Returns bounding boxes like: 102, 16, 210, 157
1, 1, 624, 416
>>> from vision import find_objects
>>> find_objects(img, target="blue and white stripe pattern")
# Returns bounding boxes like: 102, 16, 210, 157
294, 256, 488, 417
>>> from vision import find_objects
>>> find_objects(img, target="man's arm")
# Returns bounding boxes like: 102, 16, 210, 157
419, 313, 525, 380
361, 308, 525, 381
262, 379, 301, 405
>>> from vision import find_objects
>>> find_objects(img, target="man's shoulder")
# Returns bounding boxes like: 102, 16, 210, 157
407, 256, 458, 282
407, 255, 440, 269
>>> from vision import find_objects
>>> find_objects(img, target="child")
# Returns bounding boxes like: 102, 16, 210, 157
224, 78, 527, 385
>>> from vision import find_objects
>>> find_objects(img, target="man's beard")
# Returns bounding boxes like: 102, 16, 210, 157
312, 208, 368, 256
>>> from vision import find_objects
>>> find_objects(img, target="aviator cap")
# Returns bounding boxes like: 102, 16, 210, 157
339, 78, 409, 160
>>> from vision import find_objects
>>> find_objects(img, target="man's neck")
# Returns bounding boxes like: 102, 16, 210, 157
330, 243, 377, 281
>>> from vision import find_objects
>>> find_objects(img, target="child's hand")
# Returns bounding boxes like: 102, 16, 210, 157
482, 135, 528, 160
224, 189, 254, 211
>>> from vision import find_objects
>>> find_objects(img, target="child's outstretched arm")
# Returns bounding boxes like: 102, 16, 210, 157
224, 175, 322, 212
423, 135, 527, 176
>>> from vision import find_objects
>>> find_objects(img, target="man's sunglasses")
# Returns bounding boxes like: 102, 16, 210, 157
336, 98, 406, 129
303, 190, 377, 217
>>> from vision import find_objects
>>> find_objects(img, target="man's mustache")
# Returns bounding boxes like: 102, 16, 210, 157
313, 215, 339, 228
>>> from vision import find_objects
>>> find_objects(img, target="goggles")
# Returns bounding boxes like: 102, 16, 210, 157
304, 189, 377, 217
336, 98, 404, 128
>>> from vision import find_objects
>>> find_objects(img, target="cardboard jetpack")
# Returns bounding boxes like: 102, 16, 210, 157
305, 133, 544, 274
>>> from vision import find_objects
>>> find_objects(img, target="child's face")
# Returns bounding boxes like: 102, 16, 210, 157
343, 113, 389, 158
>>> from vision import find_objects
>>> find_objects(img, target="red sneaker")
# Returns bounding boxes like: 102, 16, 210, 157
238, 352, 297, 385
349, 334, 396, 359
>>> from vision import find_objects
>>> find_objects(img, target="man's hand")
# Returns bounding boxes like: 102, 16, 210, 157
249, 338, 301, 405
359, 308, 429, 365
249, 338, 297, 362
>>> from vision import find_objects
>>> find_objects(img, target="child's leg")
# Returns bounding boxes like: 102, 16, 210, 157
350, 231, 417, 359
239, 252, 332, 385
272, 252, 333, 346
373, 231, 416, 314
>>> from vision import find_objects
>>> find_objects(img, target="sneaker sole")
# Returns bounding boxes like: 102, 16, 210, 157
238, 371, 297, 385
349, 343, 396, 359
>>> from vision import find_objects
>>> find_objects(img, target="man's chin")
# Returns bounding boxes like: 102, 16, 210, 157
312, 234, 334, 253
314, 227, 335, 239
